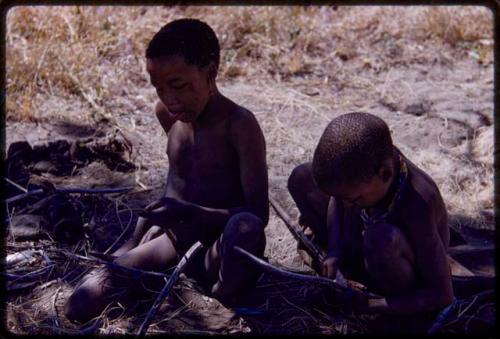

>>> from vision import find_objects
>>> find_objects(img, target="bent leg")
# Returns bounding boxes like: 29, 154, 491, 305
363, 223, 416, 296
209, 212, 266, 303
65, 232, 178, 323
287, 162, 330, 247
112, 217, 161, 257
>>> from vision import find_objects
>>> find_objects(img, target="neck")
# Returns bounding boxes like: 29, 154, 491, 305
194, 87, 223, 126
373, 150, 400, 210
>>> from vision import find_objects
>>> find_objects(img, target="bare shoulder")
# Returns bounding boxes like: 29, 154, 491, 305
225, 99, 265, 142
400, 155, 447, 229
226, 100, 260, 127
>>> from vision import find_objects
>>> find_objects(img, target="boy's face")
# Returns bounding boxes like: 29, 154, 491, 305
147, 55, 212, 123
325, 173, 391, 208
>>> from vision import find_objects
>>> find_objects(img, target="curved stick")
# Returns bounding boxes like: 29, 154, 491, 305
234, 246, 381, 299
136, 241, 204, 337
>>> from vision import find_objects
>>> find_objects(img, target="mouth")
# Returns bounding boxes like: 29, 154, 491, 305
168, 109, 184, 118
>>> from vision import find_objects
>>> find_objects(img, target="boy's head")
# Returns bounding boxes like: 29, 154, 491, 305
312, 112, 395, 208
146, 18, 220, 122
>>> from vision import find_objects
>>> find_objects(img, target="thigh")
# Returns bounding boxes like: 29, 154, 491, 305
288, 162, 330, 219
363, 223, 416, 296
336, 207, 368, 282
114, 233, 178, 272
288, 162, 330, 246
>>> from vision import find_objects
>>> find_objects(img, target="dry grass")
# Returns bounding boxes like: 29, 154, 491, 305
6, 6, 493, 121
423, 6, 493, 45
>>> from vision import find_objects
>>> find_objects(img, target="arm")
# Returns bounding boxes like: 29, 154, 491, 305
322, 197, 344, 278
190, 110, 269, 226
326, 197, 343, 258
367, 201, 454, 314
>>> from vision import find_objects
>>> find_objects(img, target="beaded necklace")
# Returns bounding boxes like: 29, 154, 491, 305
360, 153, 409, 226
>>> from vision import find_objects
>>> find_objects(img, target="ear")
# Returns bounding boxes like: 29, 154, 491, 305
378, 164, 393, 183
206, 62, 218, 81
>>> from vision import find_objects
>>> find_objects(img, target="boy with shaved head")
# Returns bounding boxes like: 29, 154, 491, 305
288, 112, 453, 314
65, 18, 268, 323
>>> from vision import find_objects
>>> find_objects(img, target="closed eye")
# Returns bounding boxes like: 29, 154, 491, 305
170, 82, 187, 90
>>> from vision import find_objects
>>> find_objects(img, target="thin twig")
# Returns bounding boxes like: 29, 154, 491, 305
5, 186, 133, 204
104, 199, 135, 255
51, 248, 170, 279
280, 294, 315, 320
153, 301, 193, 327
4, 177, 28, 193
463, 302, 495, 333
427, 298, 459, 334
136, 241, 203, 337
5, 264, 54, 281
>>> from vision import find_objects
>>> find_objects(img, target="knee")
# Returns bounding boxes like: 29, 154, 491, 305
287, 163, 312, 197
225, 212, 265, 250
227, 212, 265, 237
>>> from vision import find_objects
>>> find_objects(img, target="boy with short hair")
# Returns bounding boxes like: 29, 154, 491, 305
65, 18, 269, 323
288, 112, 453, 314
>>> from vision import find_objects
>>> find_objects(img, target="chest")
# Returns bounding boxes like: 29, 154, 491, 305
167, 123, 237, 174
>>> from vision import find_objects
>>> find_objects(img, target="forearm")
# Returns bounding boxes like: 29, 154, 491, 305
326, 197, 343, 258
188, 203, 265, 230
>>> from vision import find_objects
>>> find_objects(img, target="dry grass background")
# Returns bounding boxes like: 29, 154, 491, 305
4, 5, 495, 334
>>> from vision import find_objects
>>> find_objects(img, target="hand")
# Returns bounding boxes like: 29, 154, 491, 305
322, 256, 340, 279
141, 197, 195, 227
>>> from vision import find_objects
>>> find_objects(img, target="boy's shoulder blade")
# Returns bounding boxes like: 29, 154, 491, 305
403, 160, 445, 222
228, 101, 259, 127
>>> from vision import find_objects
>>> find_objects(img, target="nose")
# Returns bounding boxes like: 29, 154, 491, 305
157, 89, 180, 108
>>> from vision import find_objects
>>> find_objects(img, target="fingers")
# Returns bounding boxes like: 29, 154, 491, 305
322, 262, 328, 277
145, 198, 166, 211
321, 258, 338, 279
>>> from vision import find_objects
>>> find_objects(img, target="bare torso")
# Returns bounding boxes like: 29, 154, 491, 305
165, 98, 246, 209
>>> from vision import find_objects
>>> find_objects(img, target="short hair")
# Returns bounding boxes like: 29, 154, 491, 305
146, 18, 220, 71
312, 112, 394, 188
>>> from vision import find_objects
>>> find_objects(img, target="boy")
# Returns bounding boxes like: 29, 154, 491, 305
65, 18, 269, 323
287, 112, 453, 314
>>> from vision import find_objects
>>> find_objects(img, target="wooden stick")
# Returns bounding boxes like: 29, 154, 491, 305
53, 249, 169, 279
427, 298, 459, 335
5, 186, 134, 204
136, 241, 203, 337
269, 196, 350, 289
234, 246, 381, 299
4, 177, 28, 193
269, 196, 325, 263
